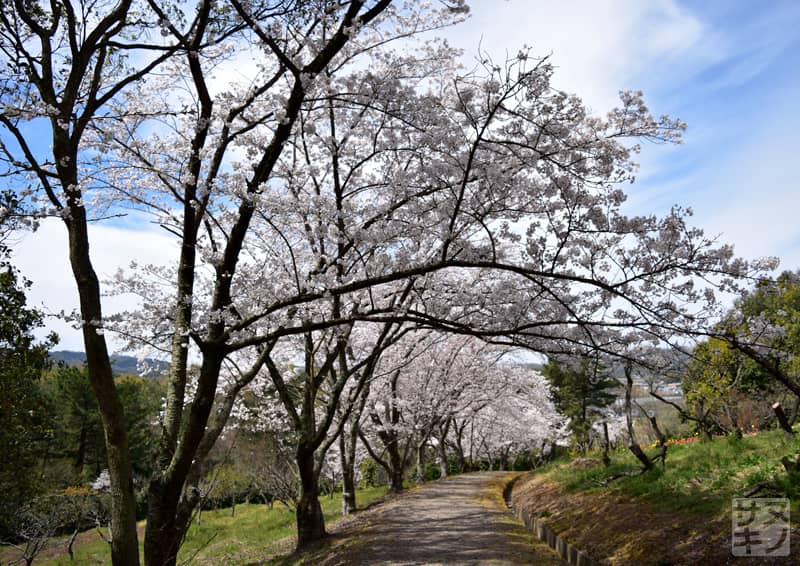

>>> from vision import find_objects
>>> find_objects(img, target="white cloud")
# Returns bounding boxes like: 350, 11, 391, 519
8, 0, 800, 353
630, 88, 800, 273
11, 219, 178, 351
445, 0, 703, 110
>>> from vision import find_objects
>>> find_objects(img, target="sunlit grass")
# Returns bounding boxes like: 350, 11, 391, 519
542, 428, 800, 516
24, 485, 388, 565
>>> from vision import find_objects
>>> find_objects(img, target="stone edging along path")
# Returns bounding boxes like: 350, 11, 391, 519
504, 475, 598, 566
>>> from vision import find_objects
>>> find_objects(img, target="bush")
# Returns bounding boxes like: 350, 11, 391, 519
511, 454, 533, 471
423, 462, 440, 481
359, 458, 382, 488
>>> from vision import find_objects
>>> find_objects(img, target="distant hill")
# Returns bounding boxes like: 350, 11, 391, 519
49, 350, 169, 378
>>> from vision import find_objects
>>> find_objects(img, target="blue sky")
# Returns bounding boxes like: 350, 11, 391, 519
442, 0, 800, 266
12, 0, 800, 351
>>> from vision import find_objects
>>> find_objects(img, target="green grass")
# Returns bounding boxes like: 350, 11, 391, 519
18, 486, 388, 565
542, 429, 800, 517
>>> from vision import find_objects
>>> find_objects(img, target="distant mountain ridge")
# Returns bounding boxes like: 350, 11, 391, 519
49, 350, 169, 378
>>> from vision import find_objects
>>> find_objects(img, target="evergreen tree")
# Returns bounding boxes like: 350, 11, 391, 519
542, 356, 617, 451
0, 265, 57, 539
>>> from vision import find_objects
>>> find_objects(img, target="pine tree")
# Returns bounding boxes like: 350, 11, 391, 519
542, 356, 617, 451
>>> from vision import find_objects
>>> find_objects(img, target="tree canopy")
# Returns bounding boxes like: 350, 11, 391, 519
0, 1, 774, 563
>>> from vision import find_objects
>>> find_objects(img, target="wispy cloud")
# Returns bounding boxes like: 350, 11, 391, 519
445, 0, 800, 273
11, 0, 800, 351
445, 0, 703, 109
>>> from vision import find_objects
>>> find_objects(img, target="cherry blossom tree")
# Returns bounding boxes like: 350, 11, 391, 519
2, 0, 774, 561
137, 31, 764, 548
466, 365, 566, 470
1, 0, 464, 560
360, 332, 565, 484
0, 1, 184, 562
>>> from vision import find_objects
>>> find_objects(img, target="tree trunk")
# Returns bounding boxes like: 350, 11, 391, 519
454, 441, 466, 473
341, 470, 356, 516
386, 437, 405, 493
65, 208, 140, 566
296, 447, 326, 548
143, 478, 182, 566
338, 433, 357, 515
499, 447, 510, 471
453, 419, 468, 473
67, 528, 79, 560
625, 362, 653, 472
144, 346, 228, 566
358, 426, 404, 493
773, 402, 794, 435
696, 399, 713, 441
435, 418, 452, 478
648, 414, 667, 468
437, 439, 448, 479
628, 442, 654, 471
415, 441, 426, 483
601, 421, 611, 467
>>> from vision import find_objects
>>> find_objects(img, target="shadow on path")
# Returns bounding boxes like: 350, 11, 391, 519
314, 472, 563, 565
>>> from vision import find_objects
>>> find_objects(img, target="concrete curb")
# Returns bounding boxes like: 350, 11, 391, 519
504, 475, 598, 566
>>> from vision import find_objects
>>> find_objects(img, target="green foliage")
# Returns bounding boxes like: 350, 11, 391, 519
683, 338, 773, 436
742, 271, 800, 330
39, 367, 163, 485
542, 356, 616, 451
423, 462, 441, 482
511, 453, 533, 471
682, 272, 800, 438
41, 366, 106, 485
739, 270, 800, 380
543, 429, 800, 517
359, 457, 381, 488
8, 486, 389, 565
115, 375, 162, 477
0, 265, 57, 539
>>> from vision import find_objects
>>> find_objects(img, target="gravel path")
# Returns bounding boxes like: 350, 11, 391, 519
307, 471, 563, 565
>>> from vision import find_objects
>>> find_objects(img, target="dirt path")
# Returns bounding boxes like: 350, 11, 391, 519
290, 472, 563, 565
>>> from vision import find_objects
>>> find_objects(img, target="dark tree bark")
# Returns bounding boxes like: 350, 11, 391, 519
0, 1, 164, 561
773, 402, 794, 435
647, 414, 668, 468
435, 418, 452, 479
359, 365, 411, 493
340, 463, 357, 515
338, 365, 372, 515
415, 438, 427, 482
452, 418, 469, 473
296, 444, 326, 547
338, 423, 357, 515
624, 362, 653, 472
68, 204, 140, 566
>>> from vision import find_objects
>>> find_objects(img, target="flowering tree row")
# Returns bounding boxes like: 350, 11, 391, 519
0, 1, 770, 563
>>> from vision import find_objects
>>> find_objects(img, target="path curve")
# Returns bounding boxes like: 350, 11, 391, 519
307, 472, 563, 565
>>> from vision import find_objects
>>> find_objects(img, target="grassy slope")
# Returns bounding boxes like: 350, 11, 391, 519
513, 429, 800, 564
551, 429, 800, 516
9, 486, 388, 565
